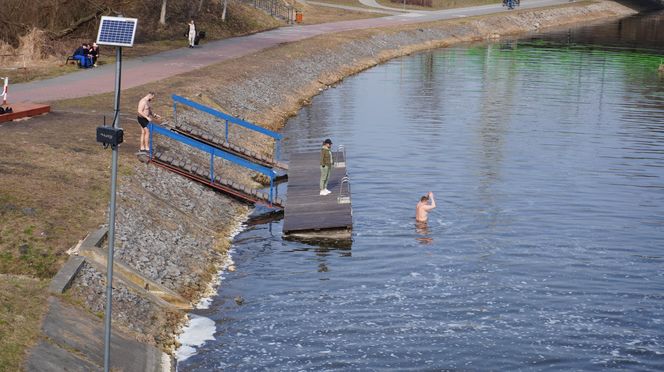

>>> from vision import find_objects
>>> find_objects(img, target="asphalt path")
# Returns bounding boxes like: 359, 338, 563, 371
12, 0, 571, 103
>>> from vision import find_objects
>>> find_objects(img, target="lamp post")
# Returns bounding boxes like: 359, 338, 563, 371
94, 16, 138, 372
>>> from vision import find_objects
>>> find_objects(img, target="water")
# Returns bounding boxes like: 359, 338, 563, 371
178, 11, 664, 370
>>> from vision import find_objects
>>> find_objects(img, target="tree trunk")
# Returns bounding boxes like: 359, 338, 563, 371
159, 0, 168, 25
221, 0, 228, 21
51, 8, 106, 38
198, 0, 205, 13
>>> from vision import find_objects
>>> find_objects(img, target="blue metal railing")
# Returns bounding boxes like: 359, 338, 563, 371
149, 122, 278, 204
172, 94, 282, 160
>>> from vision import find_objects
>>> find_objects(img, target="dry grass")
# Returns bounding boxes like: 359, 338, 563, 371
0, 111, 143, 279
0, 275, 48, 372
297, 3, 385, 25
306, 0, 377, 9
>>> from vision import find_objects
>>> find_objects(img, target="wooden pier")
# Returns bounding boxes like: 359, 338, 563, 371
283, 151, 353, 240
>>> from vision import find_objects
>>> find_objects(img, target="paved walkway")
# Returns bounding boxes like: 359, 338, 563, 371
13, 0, 570, 103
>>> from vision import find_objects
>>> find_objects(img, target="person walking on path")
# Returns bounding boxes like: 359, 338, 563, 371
187, 20, 197, 48
137, 92, 160, 153
320, 138, 333, 195
416, 192, 436, 222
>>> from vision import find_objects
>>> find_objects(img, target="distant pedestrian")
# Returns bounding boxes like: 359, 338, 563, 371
319, 138, 333, 196
89, 42, 100, 66
187, 20, 196, 48
137, 92, 160, 153
416, 192, 436, 222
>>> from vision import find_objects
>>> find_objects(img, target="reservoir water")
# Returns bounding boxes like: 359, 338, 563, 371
178, 11, 664, 370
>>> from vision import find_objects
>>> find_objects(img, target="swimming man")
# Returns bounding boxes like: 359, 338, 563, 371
416, 192, 436, 222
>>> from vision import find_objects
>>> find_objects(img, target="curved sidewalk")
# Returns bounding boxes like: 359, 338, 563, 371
13, 0, 568, 103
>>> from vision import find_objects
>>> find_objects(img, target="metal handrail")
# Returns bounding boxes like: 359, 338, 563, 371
334, 144, 346, 168
148, 122, 278, 204
172, 94, 282, 160
237, 0, 294, 23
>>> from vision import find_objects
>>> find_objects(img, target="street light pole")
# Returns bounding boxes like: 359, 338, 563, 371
103, 45, 122, 372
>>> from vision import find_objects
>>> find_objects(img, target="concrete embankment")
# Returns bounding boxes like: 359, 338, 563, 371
31, 1, 637, 370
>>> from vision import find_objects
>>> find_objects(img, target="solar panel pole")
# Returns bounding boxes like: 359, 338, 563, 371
103, 45, 122, 372
94, 16, 136, 372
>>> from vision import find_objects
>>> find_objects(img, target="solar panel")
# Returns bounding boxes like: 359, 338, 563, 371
96, 16, 138, 47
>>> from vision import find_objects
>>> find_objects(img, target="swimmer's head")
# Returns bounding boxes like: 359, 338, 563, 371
420, 195, 429, 202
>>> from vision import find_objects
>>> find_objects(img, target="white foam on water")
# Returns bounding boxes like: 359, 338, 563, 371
175, 314, 216, 361
175, 217, 248, 364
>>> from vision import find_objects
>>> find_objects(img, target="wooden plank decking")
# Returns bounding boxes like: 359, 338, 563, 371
0, 102, 50, 123
283, 151, 352, 238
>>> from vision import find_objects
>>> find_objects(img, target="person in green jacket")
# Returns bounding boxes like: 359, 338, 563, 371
320, 138, 333, 195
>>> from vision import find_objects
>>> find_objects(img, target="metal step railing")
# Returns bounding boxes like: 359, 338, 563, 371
334, 144, 346, 168
337, 175, 351, 205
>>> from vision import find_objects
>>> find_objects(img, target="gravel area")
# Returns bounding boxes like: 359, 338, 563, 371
114, 164, 248, 300
68, 261, 182, 349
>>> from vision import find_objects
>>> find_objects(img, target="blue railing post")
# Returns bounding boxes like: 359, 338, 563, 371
209, 152, 215, 184
225, 119, 229, 143
148, 122, 154, 158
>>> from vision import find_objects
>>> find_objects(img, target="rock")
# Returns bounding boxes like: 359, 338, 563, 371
22, 207, 36, 216
19, 244, 29, 255
234, 296, 244, 305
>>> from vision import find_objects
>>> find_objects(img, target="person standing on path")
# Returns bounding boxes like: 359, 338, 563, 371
320, 138, 333, 196
416, 192, 436, 222
137, 92, 160, 153
187, 20, 197, 48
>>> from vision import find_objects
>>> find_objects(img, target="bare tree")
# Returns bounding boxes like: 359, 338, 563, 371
221, 0, 228, 21
159, 0, 168, 25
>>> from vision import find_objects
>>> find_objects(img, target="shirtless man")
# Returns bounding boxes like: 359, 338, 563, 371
416, 192, 436, 222
137, 92, 160, 152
